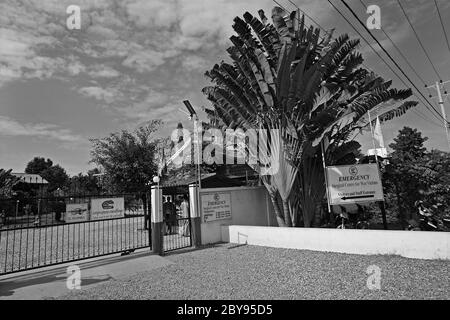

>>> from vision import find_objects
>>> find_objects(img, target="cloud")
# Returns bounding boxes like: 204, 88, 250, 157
0, 116, 86, 145
78, 86, 119, 102
117, 90, 172, 119
125, 0, 179, 29
1, 0, 427, 128
122, 50, 166, 72
86, 64, 120, 78
181, 55, 210, 71
86, 25, 119, 40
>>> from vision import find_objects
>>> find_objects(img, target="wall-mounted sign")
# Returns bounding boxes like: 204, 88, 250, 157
326, 164, 384, 205
90, 197, 124, 220
65, 203, 89, 223
201, 192, 232, 223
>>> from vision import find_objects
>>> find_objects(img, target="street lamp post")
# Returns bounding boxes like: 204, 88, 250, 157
182, 100, 203, 247
182, 101, 202, 216
153, 176, 160, 188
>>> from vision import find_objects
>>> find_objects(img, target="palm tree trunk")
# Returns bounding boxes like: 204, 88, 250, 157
282, 199, 292, 227
270, 194, 286, 227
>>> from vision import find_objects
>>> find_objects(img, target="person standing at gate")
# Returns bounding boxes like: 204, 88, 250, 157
163, 198, 176, 235
179, 195, 190, 237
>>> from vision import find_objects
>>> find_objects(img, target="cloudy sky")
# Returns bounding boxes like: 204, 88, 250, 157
0, 0, 449, 175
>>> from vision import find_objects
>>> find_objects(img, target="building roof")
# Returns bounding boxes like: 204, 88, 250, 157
161, 172, 216, 188
161, 170, 244, 189
11, 173, 48, 184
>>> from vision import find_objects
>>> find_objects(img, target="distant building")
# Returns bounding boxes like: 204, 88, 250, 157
11, 173, 48, 195
367, 148, 388, 158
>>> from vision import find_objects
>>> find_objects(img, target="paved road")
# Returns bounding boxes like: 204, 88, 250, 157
0, 249, 171, 299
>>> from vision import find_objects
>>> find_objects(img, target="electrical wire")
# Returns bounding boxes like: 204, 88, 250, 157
358, 0, 443, 127
434, 0, 450, 56
274, 0, 446, 125
337, 0, 448, 124
358, 0, 427, 86
274, 0, 375, 73
397, 0, 444, 80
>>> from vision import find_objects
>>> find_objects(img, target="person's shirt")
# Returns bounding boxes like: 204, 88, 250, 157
163, 202, 172, 216
181, 200, 189, 218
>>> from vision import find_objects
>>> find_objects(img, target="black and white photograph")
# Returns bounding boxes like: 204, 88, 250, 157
0, 0, 449, 307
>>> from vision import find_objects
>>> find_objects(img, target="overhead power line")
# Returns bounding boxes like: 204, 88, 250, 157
337, 0, 449, 125
396, 0, 444, 81
273, 0, 374, 72
287, 0, 325, 35
273, 0, 445, 126
357, 0, 444, 127
434, 0, 450, 58
358, 0, 427, 86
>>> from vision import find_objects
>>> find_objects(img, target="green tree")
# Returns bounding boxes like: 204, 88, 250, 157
24, 157, 69, 193
389, 127, 427, 160
418, 149, 450, 218
384, 127, 431, 225
68, 169, 102, 195
203, 7, 417, 227
25, 157, 53, 174
41, 165, 69, 192
0, 169, 20, 198
89, 120, 161, 193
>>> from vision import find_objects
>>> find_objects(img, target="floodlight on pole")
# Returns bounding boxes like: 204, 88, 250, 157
183, 100, 197, 118
181, 100, 202, 219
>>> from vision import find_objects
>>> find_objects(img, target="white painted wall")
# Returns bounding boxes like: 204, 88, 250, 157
222, 225, 450, 260
200, 186, 277, 245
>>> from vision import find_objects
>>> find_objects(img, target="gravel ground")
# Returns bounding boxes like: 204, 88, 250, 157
57, 244, 450, 300
0, 217, 149, 273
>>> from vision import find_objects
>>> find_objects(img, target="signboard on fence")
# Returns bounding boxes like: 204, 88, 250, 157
90, 197, 124, 220
201, 192, 232, 223
326, 164, 384, 205
65, 203, 89, 223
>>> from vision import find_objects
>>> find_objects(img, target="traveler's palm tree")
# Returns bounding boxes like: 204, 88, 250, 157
0, 169, 20, 198
203, 7, 418, 227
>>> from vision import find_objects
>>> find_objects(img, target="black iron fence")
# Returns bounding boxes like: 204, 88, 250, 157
0, 193, 151, 275
163, 217, 192, 253
0, 193, 148, 228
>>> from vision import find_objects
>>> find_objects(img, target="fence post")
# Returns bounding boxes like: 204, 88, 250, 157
145, 192, 151, 246
151, 186, 163, 254
189, 183, 201, 247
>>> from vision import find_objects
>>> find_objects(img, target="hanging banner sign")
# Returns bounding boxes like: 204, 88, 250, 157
326, 164, 384, 205
201, 192, 232, 223
90, 197, 124, 220
65, 203, 89, 223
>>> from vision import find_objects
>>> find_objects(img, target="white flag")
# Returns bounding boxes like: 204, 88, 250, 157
373, 116, 385, 148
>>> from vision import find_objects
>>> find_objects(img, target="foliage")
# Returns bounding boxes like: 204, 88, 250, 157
25, 157, 53, 175
89, 120, 161, 193
41, 165, 70, 192
68, 168, 102, 195
24, 157, 69, 193
384, 127, 450, 225
0, 169, 20, 198
203, 7, 417, 227
422, 150, 450, 217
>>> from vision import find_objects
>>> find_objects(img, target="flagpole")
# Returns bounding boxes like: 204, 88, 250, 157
321, 139, 331, 215
368, 110, 388, 229
367, 110, 379, 165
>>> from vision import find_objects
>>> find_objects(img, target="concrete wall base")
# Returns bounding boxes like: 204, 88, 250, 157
222, 225, 450, 260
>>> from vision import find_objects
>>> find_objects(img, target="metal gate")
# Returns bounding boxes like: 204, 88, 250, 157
0, 193, 151, 275
162, 215, 192, 252
161, 192, 192, 253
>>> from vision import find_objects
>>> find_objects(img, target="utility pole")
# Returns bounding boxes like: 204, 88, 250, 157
426, 80, 450, 151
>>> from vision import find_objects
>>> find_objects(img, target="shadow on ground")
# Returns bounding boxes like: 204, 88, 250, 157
0, 273, 113, 297
0, 250, 157, 298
